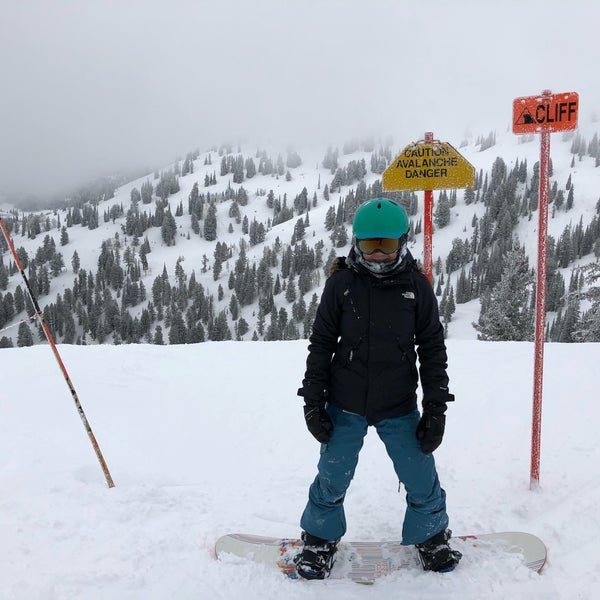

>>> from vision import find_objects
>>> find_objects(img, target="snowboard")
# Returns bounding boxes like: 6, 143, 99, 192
215, 531, 546, 584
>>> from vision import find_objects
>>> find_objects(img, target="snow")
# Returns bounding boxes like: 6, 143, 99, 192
1, 339, 599, 599
1, 90, 600, 599
3, 125, 599, 345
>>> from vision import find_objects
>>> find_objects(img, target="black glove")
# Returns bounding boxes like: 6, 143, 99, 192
303, 404, 333, 443
416, 413, 446, 454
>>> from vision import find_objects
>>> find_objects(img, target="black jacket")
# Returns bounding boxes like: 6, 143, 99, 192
298, 250, 452, 425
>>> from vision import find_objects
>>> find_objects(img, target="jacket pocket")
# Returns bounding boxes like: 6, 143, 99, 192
399, 345, 418, 379
347, 337, 362, 365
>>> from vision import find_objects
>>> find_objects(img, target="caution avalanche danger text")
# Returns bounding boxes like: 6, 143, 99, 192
383, 142, 475, 192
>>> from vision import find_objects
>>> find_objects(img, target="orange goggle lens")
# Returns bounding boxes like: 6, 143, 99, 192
357, 238, 400, 255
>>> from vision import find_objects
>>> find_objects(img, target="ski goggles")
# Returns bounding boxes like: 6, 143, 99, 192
356, 236, 405, 255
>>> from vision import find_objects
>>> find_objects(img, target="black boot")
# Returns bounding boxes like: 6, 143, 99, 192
293, 531, 338, 580
415, 529, 462, 573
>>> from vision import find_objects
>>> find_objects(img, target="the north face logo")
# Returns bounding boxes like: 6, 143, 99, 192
402, 291, 415, 299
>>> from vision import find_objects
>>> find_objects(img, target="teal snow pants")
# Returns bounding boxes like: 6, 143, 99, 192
300, 404, 449, 545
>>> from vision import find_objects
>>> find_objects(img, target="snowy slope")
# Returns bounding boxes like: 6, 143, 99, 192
1, 339, 599, 599
2, 125, 600, 345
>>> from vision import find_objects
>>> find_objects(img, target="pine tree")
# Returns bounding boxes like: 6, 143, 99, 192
292, 295, 307, 321
335, 225, 348, 248
265, 309, 280, 341
303, 293, 319, 338
324, 206, 336, 231
60, 226, 69, 246
572, 263, 600, 341
285, 278, 297, 303
141, 180, 153, 204
236, 317, 249, 338
229, 293, 240, 320
557, 297, 581, 342
14, 286, 25, 314
245, 157, 256, 178
0, 336, 14, 348
17, 322, 34, 347
211, 310, 232, 341
168, 310, 188, 344
161, 210, 177, 246
50, 252, 64, 277
474, 245, 534, 341
443, 286, 456, 322
233, 155, 245, 183
434, 193, 451, 228
464, 188, 475, 205
204, 203, 218, 241
455, 268, 471, 304
0, 263, 8, 291
293, 218, 306, 241
566, 186, 574, 211
153, 325, 164, 345
213, 255, 223, 281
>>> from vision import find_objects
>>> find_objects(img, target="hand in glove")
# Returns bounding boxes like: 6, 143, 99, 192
303, 404, 333, 443
416, 413, 445, 454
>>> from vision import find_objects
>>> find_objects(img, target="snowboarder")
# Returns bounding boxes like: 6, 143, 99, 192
295, 198, 461, 579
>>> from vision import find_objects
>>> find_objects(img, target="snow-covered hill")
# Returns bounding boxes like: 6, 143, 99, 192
1, 339, 598, 599
1, 125, 599, 346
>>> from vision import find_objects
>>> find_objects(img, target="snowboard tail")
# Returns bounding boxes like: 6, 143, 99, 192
215, 531, 546, 584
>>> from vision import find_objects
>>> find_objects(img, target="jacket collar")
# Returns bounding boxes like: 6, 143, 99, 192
346, 247, 416, 281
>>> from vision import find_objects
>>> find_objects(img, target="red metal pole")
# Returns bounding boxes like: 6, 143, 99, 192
423, 132, 434, 283
530, 94, 552, 490
424, 190, 433, 283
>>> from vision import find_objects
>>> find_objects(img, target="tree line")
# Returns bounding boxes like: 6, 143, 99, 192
2, 136, 600, 347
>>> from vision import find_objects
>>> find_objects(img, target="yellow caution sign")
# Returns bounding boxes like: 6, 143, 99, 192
383, 141, 475, 191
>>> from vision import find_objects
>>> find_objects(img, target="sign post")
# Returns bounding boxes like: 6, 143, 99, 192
512, 89, 579, 489
423, 133, 434, 284
383, 133, 475, 282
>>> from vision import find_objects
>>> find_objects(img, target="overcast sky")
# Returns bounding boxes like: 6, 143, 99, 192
1, 0, 598, 200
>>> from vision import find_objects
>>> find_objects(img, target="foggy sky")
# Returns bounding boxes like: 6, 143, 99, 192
1, 0, 598, 200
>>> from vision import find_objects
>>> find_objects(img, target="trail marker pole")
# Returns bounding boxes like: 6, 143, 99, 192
530, 126, 550, 489
423, 132, 434, 283
0, 216, 115, 488
512, 89, 579, 489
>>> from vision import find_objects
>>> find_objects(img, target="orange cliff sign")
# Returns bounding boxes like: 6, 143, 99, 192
513, 91, 579, 134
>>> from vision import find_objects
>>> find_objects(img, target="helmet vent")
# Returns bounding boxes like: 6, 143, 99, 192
377, 202, 382, 209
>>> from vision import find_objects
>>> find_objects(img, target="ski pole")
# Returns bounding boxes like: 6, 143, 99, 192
0, 216, 115, 488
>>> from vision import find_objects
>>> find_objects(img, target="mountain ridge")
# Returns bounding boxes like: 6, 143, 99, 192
1, 124, 599, 346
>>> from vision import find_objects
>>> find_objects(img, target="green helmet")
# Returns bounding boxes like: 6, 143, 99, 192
352, 198, 409, 239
